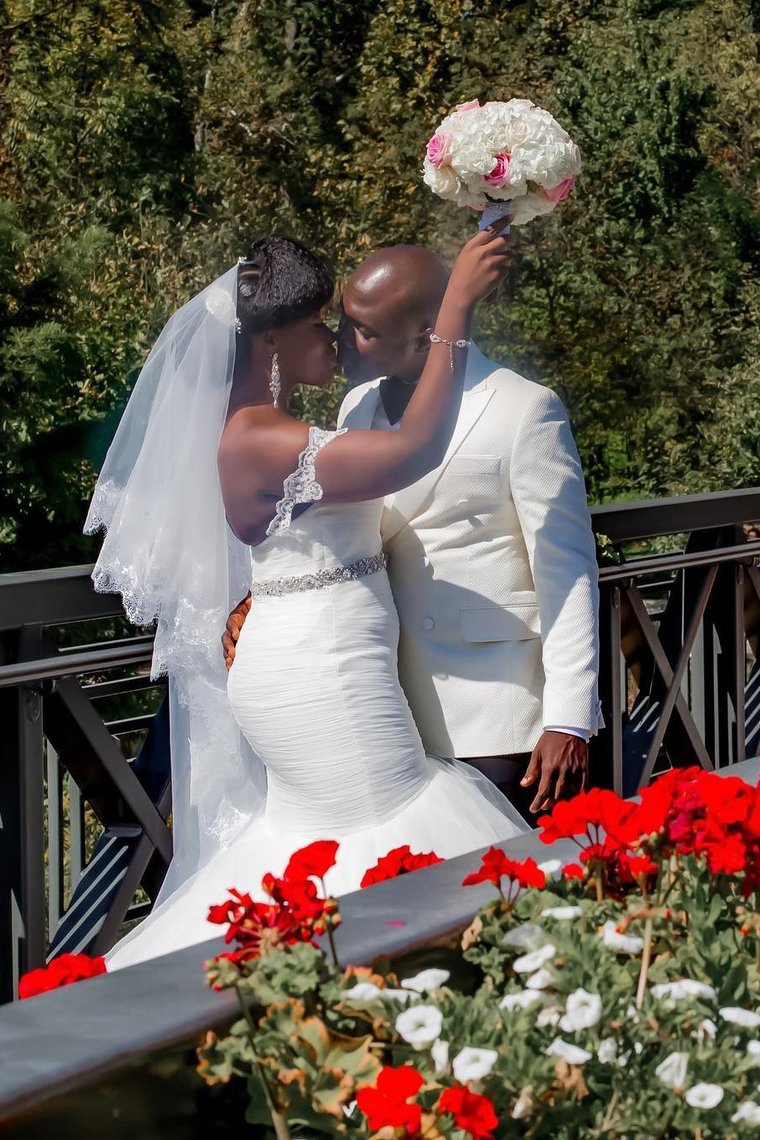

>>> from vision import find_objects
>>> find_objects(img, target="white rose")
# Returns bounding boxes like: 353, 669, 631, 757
431, 1038, 449, 1075
541, 906, 583, 921
559, 989, 603, 1032
395, 1004, 444, 1046
401, 968, 450, 994
422, 158, 461, 203
733, 1101, 760, 1124
513, 943, 556, 973
655, 1051, 689, 1089
452, 1046, 499, 1083
502, 923, 546, 951
719, 1007, 760, 1028
545, 1038, 592, 1065
685, 1083, 724, 1109
601, 921, 644, 955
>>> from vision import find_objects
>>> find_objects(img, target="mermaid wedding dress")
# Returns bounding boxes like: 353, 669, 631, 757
106, 428, 528, 970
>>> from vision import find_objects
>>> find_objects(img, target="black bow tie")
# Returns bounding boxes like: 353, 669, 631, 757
379, 376, 416, 425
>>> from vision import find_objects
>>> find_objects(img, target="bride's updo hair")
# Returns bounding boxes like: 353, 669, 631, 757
237, 236, 334, 335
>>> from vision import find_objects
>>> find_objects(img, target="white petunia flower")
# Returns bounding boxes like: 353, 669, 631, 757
452, 1046, 499, 1083
719, 1007, 760, 1028
401, 969, 450, 994
545, 1038, 592, 1065
732, 1100, 760, 1124
431, 1038, 449, 1075
697, 1018, 717, 1043
536, 1005, 563, 1029
748, 1040, 760, 1061
343, 982, 383, 1002
541, 905, 583, 921
685, 1083, 724, 1109
538, 859, 563, 881
601, 921, 644, 954
651, 980, 716, 1003
502, 923, 546, 951
499, 990, 545, 1011
511, 1089, 532, 1119
559, 989, 603, 1032
526, 968, 555, 990
514, 943, 556, 973
597, 1039, 619, 1065
379, 989, 415, 1002
655, 1051, 689, 1089
395, 1004, 444, 1046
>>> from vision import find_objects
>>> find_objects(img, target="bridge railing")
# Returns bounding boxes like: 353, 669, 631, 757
1, 487, 760, 1004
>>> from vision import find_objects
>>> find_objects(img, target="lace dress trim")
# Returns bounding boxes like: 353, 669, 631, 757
266, 426, 348, 537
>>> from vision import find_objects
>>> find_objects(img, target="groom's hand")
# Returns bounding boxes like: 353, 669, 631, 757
222, 593, 252, 669
521, 731, 588, 814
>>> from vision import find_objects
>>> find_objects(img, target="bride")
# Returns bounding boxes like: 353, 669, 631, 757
87, 224, 526, 971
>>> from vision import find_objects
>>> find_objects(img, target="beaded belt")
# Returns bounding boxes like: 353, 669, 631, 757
250, 552, 388, 598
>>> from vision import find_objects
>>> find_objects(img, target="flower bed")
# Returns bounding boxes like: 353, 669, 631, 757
195, 768, 760, 1138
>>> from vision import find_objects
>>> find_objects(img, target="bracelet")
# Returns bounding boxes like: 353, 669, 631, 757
429, 332, 471, 372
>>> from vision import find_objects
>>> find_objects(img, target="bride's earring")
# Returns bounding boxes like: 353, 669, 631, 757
269, 352, 281, 408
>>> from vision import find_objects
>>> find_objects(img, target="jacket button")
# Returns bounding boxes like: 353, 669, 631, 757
422, 617, 435, 631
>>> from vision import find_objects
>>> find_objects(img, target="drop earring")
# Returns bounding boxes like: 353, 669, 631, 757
269, 352, 281, 408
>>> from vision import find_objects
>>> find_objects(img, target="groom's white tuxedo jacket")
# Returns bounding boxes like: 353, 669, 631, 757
337, 345, 602, 759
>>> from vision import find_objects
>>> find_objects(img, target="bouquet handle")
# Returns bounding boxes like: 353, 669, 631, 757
478, 201, 512, 233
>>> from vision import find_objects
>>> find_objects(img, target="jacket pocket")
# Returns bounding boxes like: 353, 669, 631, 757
448, 453, 502, 476
460, 594, 541, 643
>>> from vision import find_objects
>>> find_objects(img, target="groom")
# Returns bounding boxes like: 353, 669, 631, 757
224, 244, 601, 816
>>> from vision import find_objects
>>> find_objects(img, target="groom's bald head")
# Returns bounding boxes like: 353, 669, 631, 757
338, 245, 450, 385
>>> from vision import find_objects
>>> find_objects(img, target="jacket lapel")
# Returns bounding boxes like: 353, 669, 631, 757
339, 379, 382, 430
383, 385, 496, 539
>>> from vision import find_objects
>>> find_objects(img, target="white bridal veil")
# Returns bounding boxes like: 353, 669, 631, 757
85, 266, 266, 902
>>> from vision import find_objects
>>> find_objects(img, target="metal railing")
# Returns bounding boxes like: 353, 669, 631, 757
1, 487, 760, 1003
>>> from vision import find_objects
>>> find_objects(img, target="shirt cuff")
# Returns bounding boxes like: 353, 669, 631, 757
544, 725, 590, 742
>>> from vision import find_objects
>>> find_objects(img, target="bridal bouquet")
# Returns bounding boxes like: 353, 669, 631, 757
423, 98, 581, 227
198, 767, 760, 1138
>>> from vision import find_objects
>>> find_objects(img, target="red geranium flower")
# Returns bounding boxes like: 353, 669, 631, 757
19, 952, 107, 999
438, 1085, 499, 1140
538, 787, 633, 847
462, 847, 546, 899
207, 887, 315, 956
283, 839, 339, 883
360, 845, 443, 888
356, 1065, 424, 1133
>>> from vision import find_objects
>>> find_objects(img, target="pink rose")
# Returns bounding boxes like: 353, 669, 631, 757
455, 99, 480, 112
543, 175, 576, 203
426, 132, 453, 168
484, 153, 511, 188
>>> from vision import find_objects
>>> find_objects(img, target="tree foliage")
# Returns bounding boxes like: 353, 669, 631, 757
1, 0, 759, 569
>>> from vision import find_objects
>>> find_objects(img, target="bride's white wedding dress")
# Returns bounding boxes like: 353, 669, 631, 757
106, 428, 527, 970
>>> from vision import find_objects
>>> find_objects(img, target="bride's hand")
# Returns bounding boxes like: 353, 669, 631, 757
446, 215, 513, 309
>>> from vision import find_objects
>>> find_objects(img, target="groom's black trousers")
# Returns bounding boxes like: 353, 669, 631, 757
462, 753, 536, 825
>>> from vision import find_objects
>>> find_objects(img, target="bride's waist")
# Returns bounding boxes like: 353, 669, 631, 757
250, 551, 387, 599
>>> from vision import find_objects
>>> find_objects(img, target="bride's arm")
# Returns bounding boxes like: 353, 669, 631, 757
256, 223, 510, 506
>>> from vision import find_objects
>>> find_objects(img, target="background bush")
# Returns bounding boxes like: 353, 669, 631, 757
1, 0, 759, 570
